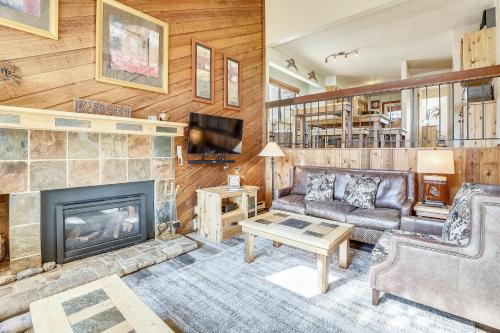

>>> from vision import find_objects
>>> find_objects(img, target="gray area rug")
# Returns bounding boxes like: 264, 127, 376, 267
129, 238, 474, 333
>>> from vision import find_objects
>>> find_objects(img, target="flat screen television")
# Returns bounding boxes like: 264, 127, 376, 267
187, 113, 243, 155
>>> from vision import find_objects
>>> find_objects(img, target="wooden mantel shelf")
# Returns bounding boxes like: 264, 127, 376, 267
0, 105, 186, 137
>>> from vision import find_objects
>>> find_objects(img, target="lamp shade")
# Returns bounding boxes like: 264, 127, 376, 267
416, 150, 455, 174
259, 142, 285, 157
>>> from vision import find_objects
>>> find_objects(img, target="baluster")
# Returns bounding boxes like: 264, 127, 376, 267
349, 96, 354, 148
451, 83, 455, 147
388, 94, 393, 147
317, 101, 320, 148
466, 85, 469, 143
325, 99, 329, 147
438, 84, 442, 145
341, 98, 345, 148
302, 103, 306, 148
481, 82, 485, 141
411, 89, 415, 148
425, 86, 429, 146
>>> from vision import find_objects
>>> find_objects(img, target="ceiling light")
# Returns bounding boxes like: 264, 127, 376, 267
325, 49, 359, 63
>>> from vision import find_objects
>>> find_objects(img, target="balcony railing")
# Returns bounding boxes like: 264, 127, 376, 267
265, 65, 500, 149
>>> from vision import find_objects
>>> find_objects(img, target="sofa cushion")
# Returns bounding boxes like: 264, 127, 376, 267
329, 170, 409, 210
346, 208, 400, 231
342, 174, 381, 209
374, 174, 407, 210
305, 174, 335, 201
372, 230, 445, 265
442, 183, 485, 245
291, 166, 326, 195
305, 200, 356, 222
272, 194, 306, 215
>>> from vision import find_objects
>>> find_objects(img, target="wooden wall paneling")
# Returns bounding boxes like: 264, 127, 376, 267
0, 0, 265, 234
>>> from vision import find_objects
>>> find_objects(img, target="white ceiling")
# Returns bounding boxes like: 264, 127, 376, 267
273, 0, 495, 86
265, 0, 403, 46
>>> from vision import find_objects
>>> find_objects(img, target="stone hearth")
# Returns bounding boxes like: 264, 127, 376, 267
0, 236, 197, 322
0, 126, 178, 275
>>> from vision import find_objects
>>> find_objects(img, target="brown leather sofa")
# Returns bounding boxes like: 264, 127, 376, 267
272, 166, 416, 244
370, 184, 500, 329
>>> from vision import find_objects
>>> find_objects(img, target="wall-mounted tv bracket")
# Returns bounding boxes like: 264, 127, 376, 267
188, 153, 235, 165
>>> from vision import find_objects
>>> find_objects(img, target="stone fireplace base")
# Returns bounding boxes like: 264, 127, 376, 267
0, 235, 197, 322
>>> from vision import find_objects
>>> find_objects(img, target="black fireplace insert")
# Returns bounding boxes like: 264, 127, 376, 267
41, 181, 154, 264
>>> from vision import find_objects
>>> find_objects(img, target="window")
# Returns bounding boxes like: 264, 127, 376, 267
267, 79, 299, 145
268, 79, 299, 101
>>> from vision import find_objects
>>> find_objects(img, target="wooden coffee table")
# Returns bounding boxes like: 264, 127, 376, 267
30, 274, 173, 333
239, 210, 354, 293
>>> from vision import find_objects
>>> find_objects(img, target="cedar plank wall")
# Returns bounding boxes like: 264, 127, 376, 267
0, 0, 266, 234
266, 148, 500, 206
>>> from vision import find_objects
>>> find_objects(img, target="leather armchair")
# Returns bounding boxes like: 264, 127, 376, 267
400, 215, 444, 236
371, 192, 500, 329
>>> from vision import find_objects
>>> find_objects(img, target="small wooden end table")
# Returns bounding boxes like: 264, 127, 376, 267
414, 203, 449, 220
239, 210, 354, 294
30, 275, 173, 333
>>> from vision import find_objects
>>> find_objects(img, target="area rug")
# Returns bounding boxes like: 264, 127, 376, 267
130, 238, 474, 333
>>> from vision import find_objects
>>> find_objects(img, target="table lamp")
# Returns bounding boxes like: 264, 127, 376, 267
416, 150, 455, 208
259, 142, 285, 201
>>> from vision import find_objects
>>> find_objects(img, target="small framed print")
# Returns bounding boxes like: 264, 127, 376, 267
96, 0, 169, 94
370, 100, 380, 110
0, 0, 58, 40
227, 174, 241, 189
192, 39, 215, 104
224, 55, 241, 111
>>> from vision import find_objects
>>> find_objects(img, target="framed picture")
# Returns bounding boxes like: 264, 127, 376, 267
370, 100, 380, 110
382, 100, 401, 114
224, 55, 241, 111
227, 174, 241, 189
192, 39, 215, 104
96, 0, 168, 94
0, 0, 58, 39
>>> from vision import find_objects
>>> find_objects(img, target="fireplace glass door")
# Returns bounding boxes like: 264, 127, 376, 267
56, 195, 146, 263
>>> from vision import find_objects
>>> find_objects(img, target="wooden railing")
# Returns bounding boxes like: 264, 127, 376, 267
265, 65, 500, 149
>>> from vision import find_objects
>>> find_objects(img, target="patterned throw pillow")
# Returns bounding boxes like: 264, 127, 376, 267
342, 174, 381, 209
442, 183, 484, 245
304, 174, 335, 201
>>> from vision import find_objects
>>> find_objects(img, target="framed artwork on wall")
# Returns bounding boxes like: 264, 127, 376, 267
0, 0, 58, 39
370, 100, 380, 110
224, 55, 241, 111
192, 39, 215, 104
382, 100, 401, 114
96, 0, 169, 94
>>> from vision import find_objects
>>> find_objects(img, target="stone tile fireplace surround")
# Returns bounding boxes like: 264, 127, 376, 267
0, 105, 186, 275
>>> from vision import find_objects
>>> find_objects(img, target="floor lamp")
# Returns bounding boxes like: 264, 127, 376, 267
259, 142, 285, 201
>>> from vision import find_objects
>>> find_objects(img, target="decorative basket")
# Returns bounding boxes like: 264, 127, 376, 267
0, 234, 5, 262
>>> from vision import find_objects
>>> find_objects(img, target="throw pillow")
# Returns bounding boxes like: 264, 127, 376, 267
304, 174, 335, 201
342, 174, 381, 209
442, 183, 484, 245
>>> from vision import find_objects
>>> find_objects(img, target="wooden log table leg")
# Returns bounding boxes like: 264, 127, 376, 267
273, 241, 282, 248
339, 238, 350, 269
244, 233, 255, 263
317, 254, 329, 294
